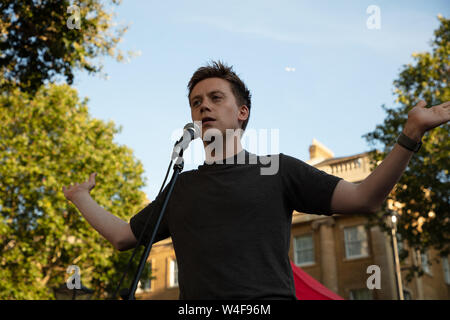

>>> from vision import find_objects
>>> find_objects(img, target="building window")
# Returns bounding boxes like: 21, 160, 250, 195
403, 290, 412, 300
442, 256, 450, 285
349, 288, 373, 300
141, 261, 153, 291
344, 225, 369, 259
169, 258, 178, 288
137, 261, 153, 293
421, 250, 432, 275
293, 234, 314, 266
396, 233, 404, 253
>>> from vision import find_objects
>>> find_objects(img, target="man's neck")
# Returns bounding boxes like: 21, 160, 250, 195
204, 134, 243, 163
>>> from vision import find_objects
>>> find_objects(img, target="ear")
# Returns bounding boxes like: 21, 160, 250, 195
237, 105, 249, 122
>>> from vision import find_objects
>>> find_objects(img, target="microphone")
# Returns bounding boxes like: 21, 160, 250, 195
171, 122, 201, 161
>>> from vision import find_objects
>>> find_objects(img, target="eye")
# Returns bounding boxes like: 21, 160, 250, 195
212, 95, 221, 101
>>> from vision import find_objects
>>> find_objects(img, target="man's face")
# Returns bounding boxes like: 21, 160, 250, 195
189, 77, 249, 140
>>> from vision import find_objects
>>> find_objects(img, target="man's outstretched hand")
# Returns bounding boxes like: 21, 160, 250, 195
404, 100, 450, 141
62, 172, 97, 202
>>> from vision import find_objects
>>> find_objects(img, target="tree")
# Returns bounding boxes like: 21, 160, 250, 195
0, 0, 128, 93
363, 15, 449, 280
0, 84, 151, 299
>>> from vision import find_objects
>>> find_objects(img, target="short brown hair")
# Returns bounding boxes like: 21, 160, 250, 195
187, 60, 252, 131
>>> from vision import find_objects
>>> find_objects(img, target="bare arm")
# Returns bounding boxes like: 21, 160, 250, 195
62, 173, 138, 251
330, 100, 450, 215
330, 143, 414, 215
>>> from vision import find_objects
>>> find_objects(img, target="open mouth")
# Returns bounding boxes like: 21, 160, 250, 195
201, 117, 216, 125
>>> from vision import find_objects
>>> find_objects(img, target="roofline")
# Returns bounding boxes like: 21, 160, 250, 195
312, 150, 379, 167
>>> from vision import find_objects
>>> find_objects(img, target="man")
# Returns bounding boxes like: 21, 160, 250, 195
62, 60, 450, 300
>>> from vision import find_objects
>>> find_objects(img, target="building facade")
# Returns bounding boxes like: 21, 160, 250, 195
135, 140, 450, 300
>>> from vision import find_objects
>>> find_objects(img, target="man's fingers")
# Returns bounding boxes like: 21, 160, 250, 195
416, 100, 427, 108
89, 172, 97, 183
431, 101, 449, 110
438, 101, 450, 109
88, 173, 97, 191
63, 173, 97, 194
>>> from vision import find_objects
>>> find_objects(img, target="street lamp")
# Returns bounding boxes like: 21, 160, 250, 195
391, 215, 397, 224
390, 213, 404, 300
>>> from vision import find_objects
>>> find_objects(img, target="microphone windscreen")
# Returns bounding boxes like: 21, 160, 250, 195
184, 122, 201, 139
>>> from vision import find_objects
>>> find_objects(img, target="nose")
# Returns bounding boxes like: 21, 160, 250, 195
200, 102, 211, 114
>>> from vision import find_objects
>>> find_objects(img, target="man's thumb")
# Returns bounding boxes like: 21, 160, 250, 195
416, 100, 427, 108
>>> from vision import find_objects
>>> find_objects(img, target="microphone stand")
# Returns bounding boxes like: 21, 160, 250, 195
120, 151, 185, 300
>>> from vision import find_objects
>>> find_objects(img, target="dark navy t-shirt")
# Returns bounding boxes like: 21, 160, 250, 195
129, 150, 342, 300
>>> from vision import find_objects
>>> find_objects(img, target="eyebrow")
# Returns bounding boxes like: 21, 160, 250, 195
190, 90, 225, 104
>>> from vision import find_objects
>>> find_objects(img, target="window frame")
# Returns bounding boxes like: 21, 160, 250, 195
293, 233, 315, 267
136, 259, 154, 293
168, 258, 178, 288
343, 225, 369, 260
349, 288, 373, 300
442, 256, 450, 285
420, 250, 432, 276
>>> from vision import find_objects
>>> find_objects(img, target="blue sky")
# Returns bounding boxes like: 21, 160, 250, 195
73, 0, 449, 200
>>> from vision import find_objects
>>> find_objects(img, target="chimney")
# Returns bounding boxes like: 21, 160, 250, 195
308, 138, 334, 161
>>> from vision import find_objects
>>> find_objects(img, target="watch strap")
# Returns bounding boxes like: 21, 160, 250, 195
397, 132, 422, 153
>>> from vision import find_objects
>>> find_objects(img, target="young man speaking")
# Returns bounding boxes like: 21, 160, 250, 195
62, 60, 450, 300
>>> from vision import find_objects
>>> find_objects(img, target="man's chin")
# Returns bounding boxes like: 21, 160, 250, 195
201, 122, 217, 131
201, 126, 223, 143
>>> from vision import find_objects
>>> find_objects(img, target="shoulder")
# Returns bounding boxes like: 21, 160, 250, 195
276, 153, 328, 179
179, 168, 199, 176
278, 153, 318, 169
178, 168, 200, 180
278, 153, 305, 164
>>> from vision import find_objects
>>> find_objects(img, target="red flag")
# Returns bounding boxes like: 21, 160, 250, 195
290, 261, 344, 300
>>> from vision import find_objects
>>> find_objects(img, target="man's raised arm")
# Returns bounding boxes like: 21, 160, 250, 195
62, 173, 138, 251
330, 100, 450, 215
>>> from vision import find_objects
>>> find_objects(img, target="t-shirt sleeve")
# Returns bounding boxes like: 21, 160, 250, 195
129, 187, 171, 246
280, 153, 342, 216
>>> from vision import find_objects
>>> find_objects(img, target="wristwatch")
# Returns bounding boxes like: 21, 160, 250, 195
396, 132, 422, 153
